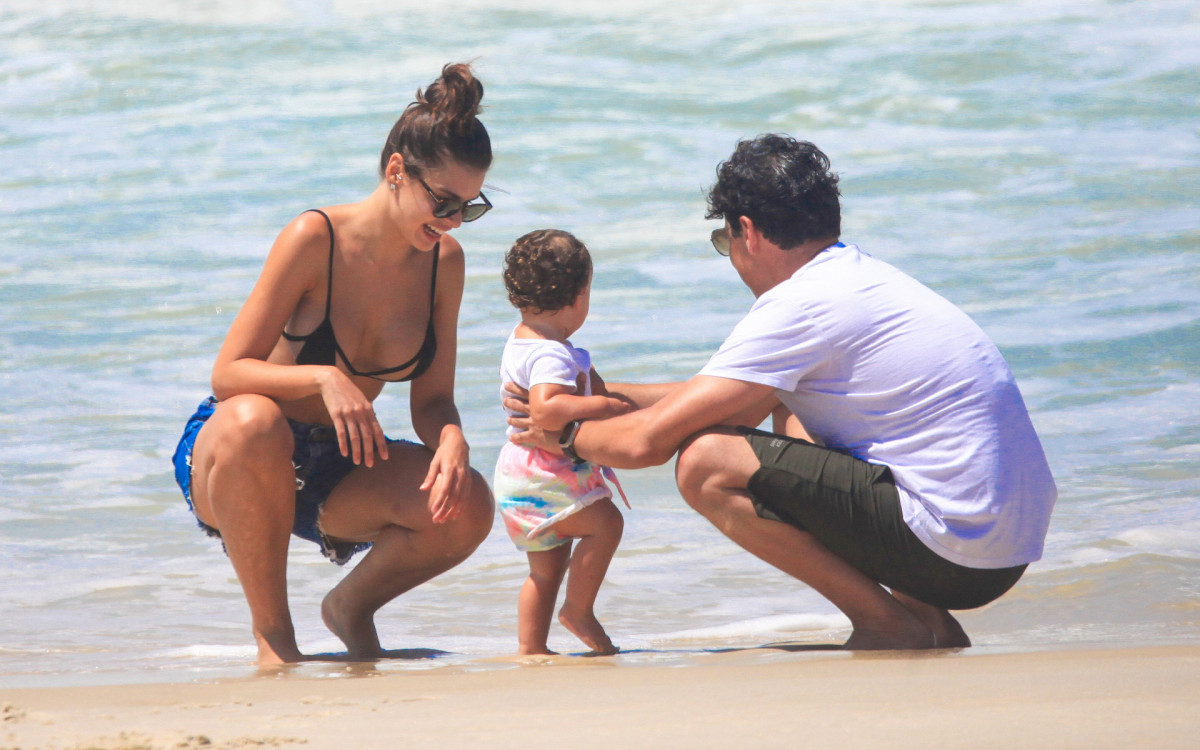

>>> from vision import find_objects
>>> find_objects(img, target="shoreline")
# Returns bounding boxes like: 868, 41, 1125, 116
4, 643, 1199, 749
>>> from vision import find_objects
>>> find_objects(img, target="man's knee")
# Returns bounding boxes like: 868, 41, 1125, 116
675, 429, 753, 512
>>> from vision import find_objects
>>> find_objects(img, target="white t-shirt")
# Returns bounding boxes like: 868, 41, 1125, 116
700, 243, 1056, 569
499, 331, 592, 438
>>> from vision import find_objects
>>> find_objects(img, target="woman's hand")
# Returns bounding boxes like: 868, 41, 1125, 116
420, 428, 471, 524
318, 367, 389, 468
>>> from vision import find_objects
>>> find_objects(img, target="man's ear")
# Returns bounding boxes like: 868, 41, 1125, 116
739, 215, 760, 253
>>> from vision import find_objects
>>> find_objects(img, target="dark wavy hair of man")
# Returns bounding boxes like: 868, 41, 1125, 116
706, 134, 841, 250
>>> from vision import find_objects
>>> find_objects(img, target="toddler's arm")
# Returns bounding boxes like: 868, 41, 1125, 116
529, 373, 631, 431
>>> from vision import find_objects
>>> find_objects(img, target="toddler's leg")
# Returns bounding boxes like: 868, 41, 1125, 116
553, 498, 624, 655
518, 545, 571, 655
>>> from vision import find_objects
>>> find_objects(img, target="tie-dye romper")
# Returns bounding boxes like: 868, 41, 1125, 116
494, 332, 627, 552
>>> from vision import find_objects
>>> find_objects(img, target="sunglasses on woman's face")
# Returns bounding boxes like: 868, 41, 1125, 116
417, 176, 492, 222
711, 227, 731, 256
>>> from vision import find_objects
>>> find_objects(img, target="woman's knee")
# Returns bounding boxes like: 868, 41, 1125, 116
189, 396, 295, 528
447, 469, 494, 553
212, 395, 293, 461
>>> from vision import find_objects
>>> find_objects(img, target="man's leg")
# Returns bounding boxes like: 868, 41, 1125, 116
890, 590, 970, 649
674, 428, 936, 650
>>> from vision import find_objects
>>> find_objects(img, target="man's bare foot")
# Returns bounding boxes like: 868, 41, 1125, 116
890, 592, 971, 649
558, 606, 617, 656
321, 592, 384, 660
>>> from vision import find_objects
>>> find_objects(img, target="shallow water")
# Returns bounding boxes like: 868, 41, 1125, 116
2, 0, 1199, 688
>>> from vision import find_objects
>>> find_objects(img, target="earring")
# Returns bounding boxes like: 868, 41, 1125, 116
389, 182, 396, 191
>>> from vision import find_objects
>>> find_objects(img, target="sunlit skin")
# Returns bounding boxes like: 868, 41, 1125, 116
187, 153, 495, 665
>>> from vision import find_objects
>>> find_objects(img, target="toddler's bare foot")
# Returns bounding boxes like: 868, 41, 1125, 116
558, 606, 617, 656
321, 591, 384, 660
253, 634, 307, 667
517, 644, 559, 656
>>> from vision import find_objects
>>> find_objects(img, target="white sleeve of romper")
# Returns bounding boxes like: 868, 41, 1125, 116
527, 342, 584, 391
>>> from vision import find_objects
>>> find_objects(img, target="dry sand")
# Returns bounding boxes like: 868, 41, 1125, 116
3, 645, 1199, 750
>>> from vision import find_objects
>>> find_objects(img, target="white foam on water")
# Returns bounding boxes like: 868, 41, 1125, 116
159, 643, 258, 660
656, 614, 850, 644
1113, 523, 1200, 559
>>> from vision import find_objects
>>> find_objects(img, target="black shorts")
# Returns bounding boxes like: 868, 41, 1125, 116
740, 427, 1026, 610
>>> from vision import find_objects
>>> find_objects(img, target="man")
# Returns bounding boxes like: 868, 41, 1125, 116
509, 134, 1057, 650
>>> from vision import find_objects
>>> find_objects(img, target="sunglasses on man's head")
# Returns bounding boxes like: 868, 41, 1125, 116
417, 176, 492, 222
711, 227, 731, 256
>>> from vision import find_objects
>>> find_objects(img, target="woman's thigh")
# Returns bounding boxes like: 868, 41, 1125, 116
188, 394, 295, 529
316, 440, 445, 541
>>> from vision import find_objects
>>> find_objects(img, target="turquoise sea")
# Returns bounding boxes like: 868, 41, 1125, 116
2, 0, 1198, 687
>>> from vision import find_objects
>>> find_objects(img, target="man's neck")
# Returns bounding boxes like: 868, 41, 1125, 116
753, 236, 840, 296
782, 236, 840, 275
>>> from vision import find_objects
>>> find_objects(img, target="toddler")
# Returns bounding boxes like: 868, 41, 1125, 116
495, 229, 630, 656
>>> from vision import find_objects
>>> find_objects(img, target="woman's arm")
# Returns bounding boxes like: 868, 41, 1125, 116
211, 211, 389, 467
409, 237, 472, 523
211, 212, 332, 401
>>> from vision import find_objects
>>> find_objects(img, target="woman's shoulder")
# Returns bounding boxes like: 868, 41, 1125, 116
436, 232, 466, 267
257, 209, 342, 289
272, 209, 339, 260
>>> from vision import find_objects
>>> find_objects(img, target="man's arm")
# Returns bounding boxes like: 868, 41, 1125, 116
595, 379, 683, 410
772, 401, 817, 443
570, 375, 778, 469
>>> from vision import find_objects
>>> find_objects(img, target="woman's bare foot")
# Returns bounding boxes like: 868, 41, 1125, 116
321, 591, 384, 660
558, 606, 617, 656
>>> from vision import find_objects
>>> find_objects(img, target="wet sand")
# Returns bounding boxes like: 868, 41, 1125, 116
3, 644, 1199, 749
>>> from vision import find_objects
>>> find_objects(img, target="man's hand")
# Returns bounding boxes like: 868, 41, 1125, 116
502, 382, 562, 453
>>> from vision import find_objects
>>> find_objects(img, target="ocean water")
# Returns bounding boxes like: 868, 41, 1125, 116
2, 0, 1199, 688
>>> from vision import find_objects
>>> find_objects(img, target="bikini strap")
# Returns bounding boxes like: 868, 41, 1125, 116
304, 208, 336, 317
427, 241, 440, 319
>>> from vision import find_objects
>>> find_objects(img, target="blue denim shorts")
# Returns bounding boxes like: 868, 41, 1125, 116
172, 396, 403, 566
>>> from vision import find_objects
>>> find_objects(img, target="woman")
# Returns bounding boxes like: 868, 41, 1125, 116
172, 63, 495, 665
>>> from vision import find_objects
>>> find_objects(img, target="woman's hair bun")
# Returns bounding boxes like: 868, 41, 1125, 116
380, 61, 492, 177
417, 62, 485, 134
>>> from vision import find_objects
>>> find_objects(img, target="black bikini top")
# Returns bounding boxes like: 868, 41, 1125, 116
281, 209, 438, 382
